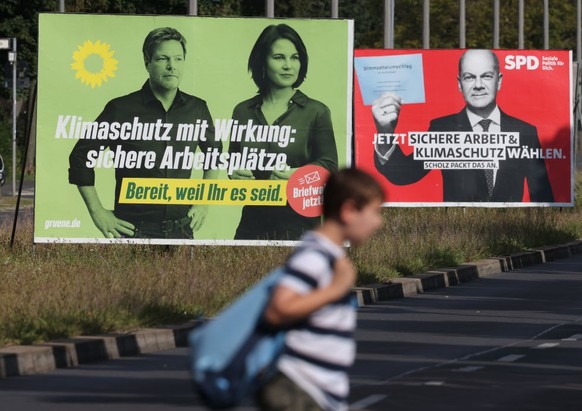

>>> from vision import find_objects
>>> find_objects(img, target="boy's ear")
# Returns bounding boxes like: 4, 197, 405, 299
339, 199, 358, 225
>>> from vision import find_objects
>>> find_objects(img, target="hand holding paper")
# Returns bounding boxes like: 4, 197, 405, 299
372, 92, 401, 134
354, 53, 425, 105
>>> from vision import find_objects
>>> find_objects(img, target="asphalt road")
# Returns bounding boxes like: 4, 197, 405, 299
0, 179, 33, 228
0, 178, 33, 198
1, 253, 582, 410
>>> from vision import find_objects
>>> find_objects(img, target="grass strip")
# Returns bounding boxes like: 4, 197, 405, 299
2, 173, 582, 346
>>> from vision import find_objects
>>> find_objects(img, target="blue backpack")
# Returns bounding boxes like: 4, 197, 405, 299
188, 266, 287, 409
188, 244, 337, 409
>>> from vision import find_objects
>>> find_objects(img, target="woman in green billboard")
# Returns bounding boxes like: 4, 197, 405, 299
228, 24, 338, 241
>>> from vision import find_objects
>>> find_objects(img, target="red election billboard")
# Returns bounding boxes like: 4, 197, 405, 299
354, 49, 573, 207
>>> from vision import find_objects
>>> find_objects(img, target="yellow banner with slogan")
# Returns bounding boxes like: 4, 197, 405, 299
119, 178, 287, 206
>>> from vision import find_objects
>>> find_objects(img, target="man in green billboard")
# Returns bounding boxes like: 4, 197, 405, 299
68, 27, 221, 239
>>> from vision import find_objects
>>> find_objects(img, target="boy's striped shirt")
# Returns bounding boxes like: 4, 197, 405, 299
277, 231, 354, 411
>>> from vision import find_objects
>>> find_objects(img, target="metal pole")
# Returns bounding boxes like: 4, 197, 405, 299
266, 0, 274, 18
517, 0, 525, 49
544, 0, 549, 49
423, 0, 430, 49
459, 0, 466, 48
11, 38, 17, 197
331, 0, 338, 18
59, 0, 64, 12
188, 0, 198, 16
384, 0, 394, 48
578, 0, 581, 63
577, 0, 581, 154
493, 0, 499, 48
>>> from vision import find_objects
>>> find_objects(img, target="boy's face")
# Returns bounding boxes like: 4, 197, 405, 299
343, 199, 383, 246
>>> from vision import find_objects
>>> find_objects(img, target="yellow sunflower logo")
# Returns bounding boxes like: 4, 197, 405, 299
71, 40, 118, 88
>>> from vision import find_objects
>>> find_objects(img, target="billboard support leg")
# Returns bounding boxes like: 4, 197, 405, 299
10, 85, 34, 249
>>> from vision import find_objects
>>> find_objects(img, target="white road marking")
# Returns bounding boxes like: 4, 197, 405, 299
533, 342, 559, 349
350, 394, 387, 410
496, 354, 525, 362
379, 319, 582, 386
452, 366, 484, 372
562, 334, 582, 341
424, 381, 445, 386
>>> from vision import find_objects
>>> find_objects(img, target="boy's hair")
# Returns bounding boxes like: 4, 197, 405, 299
323, 168, 385, 221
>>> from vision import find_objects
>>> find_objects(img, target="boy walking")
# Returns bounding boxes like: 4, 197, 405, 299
258, 168, 385, 411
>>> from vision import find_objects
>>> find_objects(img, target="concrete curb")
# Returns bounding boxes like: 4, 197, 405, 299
0, 321, 201, 379
352, 240, 582, 306
2, 240, 582, 379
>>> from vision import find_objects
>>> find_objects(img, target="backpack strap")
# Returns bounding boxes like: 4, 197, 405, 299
287, 238, 356, 306
285, 240, 338, 273
282, 240, 339, 294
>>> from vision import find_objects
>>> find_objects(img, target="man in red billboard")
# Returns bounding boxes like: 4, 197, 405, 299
372, 49, 554, 203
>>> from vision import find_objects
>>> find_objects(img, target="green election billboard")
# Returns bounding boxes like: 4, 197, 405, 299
35, 14, 353, 245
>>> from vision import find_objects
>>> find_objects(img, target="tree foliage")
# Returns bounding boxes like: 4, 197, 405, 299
0, 0, 578, 84
0, 0, 578, 146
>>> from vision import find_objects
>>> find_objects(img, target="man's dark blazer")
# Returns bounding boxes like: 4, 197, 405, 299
375, 108, 555, 202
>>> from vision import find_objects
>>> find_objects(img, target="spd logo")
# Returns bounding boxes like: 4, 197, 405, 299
504, 55, 540, 70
